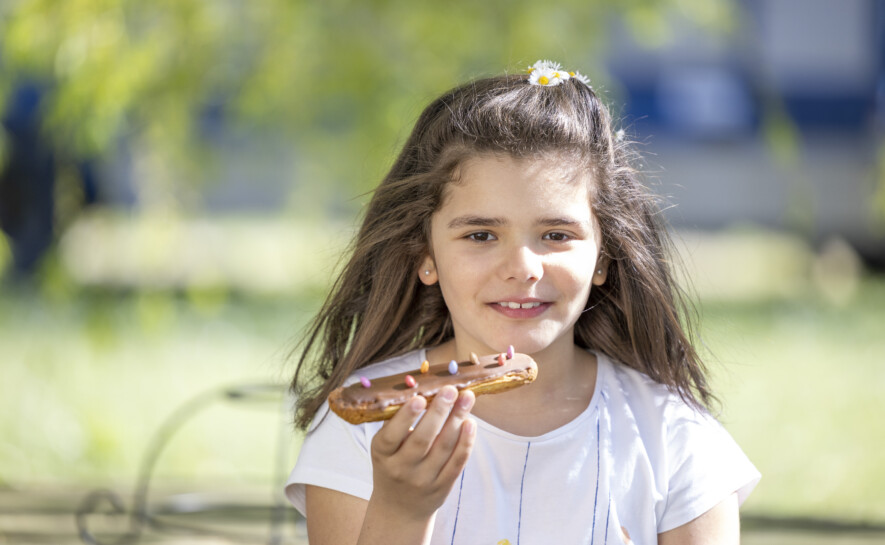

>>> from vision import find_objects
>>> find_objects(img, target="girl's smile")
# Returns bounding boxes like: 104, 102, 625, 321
490, 299, 549, 319
421, 153, 607, 361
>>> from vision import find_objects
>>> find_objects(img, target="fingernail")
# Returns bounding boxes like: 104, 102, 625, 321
409, 396, 425, 411
440, 387, 457, 402
458, 392, 474, 410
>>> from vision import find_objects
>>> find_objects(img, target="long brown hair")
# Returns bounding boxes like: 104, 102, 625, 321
291, 73, 713, 430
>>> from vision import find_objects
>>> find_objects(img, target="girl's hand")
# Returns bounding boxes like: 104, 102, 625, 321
367, 385, 477, 521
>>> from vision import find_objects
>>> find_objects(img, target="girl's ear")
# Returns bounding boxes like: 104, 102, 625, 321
419, 255, 438, 285
592, 257, 610, 286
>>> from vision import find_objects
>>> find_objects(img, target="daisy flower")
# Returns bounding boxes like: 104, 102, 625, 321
529, 67, 562, 86
526, 60, 590, 88
571, 71, 591, 86
551, 69, 570, 83
526, 59, 563, 74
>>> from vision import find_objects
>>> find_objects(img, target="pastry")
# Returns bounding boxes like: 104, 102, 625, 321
328, 348, 538, 424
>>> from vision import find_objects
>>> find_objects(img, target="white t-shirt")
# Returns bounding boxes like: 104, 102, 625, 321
286, 349, 760, 544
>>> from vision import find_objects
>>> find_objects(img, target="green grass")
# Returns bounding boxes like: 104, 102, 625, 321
0, 288, 315, 490
2, 276, 884, 524
701, 278, 885, 523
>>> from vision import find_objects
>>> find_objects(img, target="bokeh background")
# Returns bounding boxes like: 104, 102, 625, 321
1, 0, 883, 543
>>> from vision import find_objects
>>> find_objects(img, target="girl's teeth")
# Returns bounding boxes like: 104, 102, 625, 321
499, 302, 541, 309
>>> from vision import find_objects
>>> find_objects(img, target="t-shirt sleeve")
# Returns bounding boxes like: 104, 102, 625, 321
284, 403, 375, 517
658, 405, 761, 533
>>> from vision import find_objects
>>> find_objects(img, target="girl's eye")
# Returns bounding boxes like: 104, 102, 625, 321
544, 232, 572, 242
467, 231, 496, 242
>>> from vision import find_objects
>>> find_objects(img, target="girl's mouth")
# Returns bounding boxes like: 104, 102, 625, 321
497, 301, 542, 309
490, 300, 550, 318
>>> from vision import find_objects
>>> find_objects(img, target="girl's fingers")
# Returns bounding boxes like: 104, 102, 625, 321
424, 389, 475, 467
370, 387, 476, 504
372, 395, 427, 457
404, 386, 459, 457
434, 417, 477, 485
372, 385, 470, 470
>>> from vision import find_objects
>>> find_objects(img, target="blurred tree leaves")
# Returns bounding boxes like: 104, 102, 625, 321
0, 0, 735, 209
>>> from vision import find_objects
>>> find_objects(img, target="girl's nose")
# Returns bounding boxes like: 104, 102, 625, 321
501, 243, 544, 282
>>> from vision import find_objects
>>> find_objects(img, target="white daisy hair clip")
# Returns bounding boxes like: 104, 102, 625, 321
526, 59, 592, 88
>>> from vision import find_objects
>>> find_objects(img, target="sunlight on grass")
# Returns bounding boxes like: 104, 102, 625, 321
702, 279, 885, 522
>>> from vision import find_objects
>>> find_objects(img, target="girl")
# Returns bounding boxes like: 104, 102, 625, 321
285, 60, 759, 545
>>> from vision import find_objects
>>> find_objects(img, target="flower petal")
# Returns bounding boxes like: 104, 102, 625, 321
572, 71, 591, 86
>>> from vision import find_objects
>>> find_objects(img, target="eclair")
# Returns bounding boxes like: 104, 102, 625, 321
328, 349, 538, 425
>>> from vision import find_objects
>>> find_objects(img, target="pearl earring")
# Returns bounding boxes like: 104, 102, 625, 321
597, 269, 603, 275
424, 270, 430, 276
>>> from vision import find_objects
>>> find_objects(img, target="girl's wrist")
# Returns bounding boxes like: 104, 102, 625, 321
359, 496, 436, 545
365, 492, 437, 524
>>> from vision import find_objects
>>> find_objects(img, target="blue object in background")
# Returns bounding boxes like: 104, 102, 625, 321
0, 83, 56, 277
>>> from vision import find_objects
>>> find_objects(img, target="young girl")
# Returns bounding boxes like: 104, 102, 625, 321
285, 60, 759, 545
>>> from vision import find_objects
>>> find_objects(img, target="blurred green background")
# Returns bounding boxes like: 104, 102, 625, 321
1, 0, 884, 543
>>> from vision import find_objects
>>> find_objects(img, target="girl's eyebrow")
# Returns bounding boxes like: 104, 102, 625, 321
537, 217, 588, 229
447, 215, 506, 229
447, 215, 588, 229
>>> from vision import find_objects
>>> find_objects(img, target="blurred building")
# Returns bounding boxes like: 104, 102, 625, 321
608, 0, 883, 264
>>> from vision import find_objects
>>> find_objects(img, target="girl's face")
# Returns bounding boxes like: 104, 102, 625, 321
421, 154, 607, 359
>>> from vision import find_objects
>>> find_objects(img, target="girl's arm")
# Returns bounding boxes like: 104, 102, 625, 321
305, 386, 477, 545
305, 486, 368, 542
657, 493, 740, 545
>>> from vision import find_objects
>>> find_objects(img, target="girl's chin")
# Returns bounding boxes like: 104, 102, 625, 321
483, 334, 569, 357
451, 321, 574, 356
